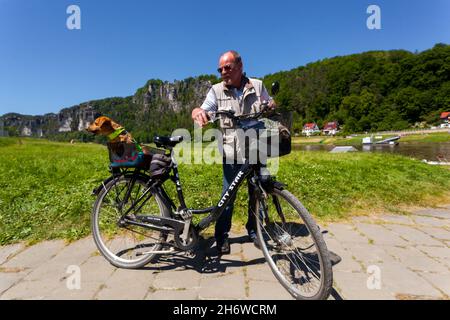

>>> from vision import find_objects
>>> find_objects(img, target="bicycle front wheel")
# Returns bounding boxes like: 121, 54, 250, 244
91, 174, 171, 269
256, 188, 333, 300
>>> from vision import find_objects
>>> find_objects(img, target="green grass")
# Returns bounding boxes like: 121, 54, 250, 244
398, 132, 450, 143
1, 137, 450, 245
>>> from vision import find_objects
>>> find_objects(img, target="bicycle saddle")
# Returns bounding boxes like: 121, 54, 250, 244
154, 135, 184, 148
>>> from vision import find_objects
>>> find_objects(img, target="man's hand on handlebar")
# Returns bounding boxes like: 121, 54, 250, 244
194, 99, 278, 127
191, 107, 209, 128
267, 99, 277, 110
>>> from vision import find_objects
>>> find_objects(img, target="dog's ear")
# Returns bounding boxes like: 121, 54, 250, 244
98, 117, 112, 129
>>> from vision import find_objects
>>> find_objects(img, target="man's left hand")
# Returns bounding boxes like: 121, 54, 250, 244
268, 100, 277, 110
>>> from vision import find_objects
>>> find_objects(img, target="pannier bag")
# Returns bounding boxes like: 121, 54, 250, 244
149, 153, 172, 178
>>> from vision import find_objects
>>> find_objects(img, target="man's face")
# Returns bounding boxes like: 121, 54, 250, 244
218, 53, 242, 87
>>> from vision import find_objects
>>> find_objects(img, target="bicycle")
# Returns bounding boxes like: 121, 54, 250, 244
91, 99, 333, 300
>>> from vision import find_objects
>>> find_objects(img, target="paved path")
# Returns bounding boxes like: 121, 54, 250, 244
1, 205, 449, 300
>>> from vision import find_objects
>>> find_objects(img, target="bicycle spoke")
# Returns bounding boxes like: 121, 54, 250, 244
92, 175, 170, 268
256, 188, 331, 299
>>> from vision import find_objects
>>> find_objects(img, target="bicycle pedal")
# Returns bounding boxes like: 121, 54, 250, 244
185, 250, 196, 257
329, 251, 342, 266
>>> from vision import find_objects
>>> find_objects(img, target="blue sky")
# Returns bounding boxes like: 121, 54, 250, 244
1, 0, 449, 115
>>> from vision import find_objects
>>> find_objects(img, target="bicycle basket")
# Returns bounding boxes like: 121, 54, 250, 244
240, 115, 291, 162
259, 117, 291, 158
107, 142, 149, 168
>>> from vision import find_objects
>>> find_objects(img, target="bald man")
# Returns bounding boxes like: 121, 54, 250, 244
191, 50, 276, 255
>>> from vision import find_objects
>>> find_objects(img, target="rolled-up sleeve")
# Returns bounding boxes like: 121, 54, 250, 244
260, 84, 273, 103
200, 88, 218, 112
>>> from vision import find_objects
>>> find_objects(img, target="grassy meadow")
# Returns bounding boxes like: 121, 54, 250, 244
1, 137, 450, 245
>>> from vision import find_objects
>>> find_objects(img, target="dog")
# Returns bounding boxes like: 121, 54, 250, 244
86, 116, 151, 155
86, 116, 134, 144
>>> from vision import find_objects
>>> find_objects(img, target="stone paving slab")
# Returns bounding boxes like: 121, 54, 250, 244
147, 288, 199, 300
413, 208, 450, 219
418, 226, 450, 241
0, 272, 28, 296
417, 272, 450, 296
0, 243, 25, 265
384, 224, 445, 246
342, 243, 397, 268
379, 262, 443, 298
354, 223, 408, 246
245, 263, 280, 282
1, 240, 66, 271
332, 271, 396, 300
96, 269, 156, 300
198, 272, 246, 300
45, 281, 103, 300
325, 223, 369, 244
413, 215, 450, 228
324, 238, 364, 272
153, 268, 201, 290
247, 280, 293, 300
376, 214, 417, 225
1, 205, 450, 300
24, 237, 97, 282
383, 246, 449, 273
0, 278, 62, 300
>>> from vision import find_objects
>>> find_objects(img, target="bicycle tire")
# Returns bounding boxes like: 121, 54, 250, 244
255, 187, 333, 300
91, 174, 171, 269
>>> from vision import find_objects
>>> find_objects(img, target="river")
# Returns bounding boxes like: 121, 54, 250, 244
292, 142, 450, 161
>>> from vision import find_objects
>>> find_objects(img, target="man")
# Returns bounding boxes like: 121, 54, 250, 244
191, 50, 275, 255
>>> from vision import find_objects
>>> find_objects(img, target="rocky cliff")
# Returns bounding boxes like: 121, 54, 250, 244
0, 76, 216, 138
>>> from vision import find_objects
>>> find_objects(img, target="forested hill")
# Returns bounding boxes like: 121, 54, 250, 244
263, 43, 450, 133
1, 43, 448, 140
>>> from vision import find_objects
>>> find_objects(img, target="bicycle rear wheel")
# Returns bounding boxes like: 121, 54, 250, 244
256, 187, 333, 300
91, 174, 171, 269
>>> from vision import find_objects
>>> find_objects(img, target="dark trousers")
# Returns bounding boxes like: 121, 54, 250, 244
214, 161, 257, 244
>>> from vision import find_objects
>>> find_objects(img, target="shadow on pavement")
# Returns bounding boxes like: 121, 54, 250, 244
140, 235, 266, 274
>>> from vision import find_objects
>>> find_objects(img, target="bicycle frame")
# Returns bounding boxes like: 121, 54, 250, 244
167, 149, 262, 231
101, 147, 267, 236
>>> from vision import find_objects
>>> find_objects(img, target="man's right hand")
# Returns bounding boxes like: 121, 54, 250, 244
192, 107, 209, 127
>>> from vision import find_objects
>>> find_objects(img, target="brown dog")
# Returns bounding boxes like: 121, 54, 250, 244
87, 116, 150, 155
86, 116, 134, 144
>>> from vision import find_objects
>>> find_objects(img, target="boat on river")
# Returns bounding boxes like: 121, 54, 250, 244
362, 135, 400, 145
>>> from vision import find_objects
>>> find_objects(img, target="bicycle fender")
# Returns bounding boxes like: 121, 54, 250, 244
91, 176, 116, 196
260, 178, 286, 193
91, 173, 152, 196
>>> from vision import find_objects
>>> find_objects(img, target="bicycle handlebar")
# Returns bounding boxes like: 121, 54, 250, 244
207, 101, 271, 124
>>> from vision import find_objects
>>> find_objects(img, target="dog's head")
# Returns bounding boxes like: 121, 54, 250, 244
87, 116, 116, 136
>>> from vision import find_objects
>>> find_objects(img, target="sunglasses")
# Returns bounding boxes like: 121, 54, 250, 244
217, 63, 235, 74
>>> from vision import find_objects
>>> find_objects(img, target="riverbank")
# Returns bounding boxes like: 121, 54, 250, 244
1, 137, 450, 245
292, 131, 450, 146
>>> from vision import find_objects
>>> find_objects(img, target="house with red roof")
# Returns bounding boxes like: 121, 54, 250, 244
323, 121, 340, 136
440, 112, 450, 128
302, 123, 320, 136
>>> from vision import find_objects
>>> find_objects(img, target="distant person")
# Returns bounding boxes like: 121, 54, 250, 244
191, 50, 276, 254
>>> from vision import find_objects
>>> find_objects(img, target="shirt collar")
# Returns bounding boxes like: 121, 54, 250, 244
223, 74, 253, 92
